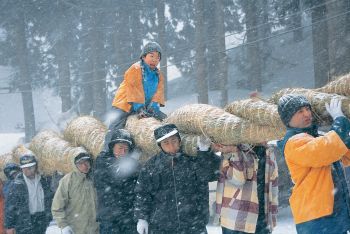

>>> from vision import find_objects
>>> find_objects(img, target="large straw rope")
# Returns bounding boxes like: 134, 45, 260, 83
64, 116, 107, 158
315, 73, 350, 97
270, 88, 350, 123
165, 104, 285, 144
30, 130, 88, 175
225, 99, 284, 128
125, 115, 201, 160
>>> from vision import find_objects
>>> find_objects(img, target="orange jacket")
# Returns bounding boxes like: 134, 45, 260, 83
284, 130, 350, 224
112, 62, 165, 112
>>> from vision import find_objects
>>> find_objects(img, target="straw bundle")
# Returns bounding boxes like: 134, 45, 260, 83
165, 104, 285, 144
225, 99, 284, 128
125, 115, 201, 161
125, 115, 162, 157
12, 144, 34, 164
30, 130, 88, 175
270, 88, 350, 122
64, 116, 107, 157
315, 73, 350, 96
0, 153, 15, 180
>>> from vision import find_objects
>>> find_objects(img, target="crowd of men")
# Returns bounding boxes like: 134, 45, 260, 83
1, 40, 350, 234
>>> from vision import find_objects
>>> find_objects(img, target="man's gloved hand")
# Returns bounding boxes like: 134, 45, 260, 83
331, 116, 350, 148
326, 98, 345, 120
197, 135, 211, 151
61, 226, 74, 234
137, 219, 148, 234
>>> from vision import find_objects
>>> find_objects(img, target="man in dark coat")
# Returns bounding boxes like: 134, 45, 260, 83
94, 129, 140, 234
5, 154, 53, 234
135, 124, 221, 234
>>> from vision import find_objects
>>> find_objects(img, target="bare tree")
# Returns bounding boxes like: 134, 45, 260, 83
15, 8, 36, 142
194, 0, 208, 104
327, 0, 350, 78
216, 0, 228, 106
157, 0, 168, 99
311, 0, 330, 87
241, 1, 262, 91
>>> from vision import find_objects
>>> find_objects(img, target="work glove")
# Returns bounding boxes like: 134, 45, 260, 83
197, 135, 211, 151
61, 226, 74, 234
326, 98, 344, 120
331, 116, 350, 148
137, 219, 149, 234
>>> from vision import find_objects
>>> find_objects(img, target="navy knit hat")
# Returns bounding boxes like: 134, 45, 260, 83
140, 42, 162, 60
278, 94, 311, 126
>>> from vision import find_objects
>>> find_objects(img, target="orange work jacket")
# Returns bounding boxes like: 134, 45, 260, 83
284, 130, 350, 224
112, 62, 165, 112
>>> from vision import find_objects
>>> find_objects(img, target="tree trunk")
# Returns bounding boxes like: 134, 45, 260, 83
91, 10, 106, 119
291, 0, 303, 42
130, 6, 142, 61
15, 11, 36, 142
79, 12, 94, 115
194, 0, 208, 104
157, 0, 168, 99
327, 0, 350, 78
311, 0, 330, 87
242, 1, 262, 91
216, 0, 228, 106
114, 5, 133, 84
56, 39, 72, 112
206, 0, 220, 91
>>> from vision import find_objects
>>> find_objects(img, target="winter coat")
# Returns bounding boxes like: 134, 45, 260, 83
51, 158, 98, 234
4, 172, 53, 234
278, 126, 350, 225
94, 150, 140, 224
216, 145, 278, 233
112, 61, 165, 112
134, 150, 220, 234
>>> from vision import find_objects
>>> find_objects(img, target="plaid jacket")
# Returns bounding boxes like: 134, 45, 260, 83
215, 144, 278, 233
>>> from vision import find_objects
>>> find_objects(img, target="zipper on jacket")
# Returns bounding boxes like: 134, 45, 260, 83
171, 157, 181, 231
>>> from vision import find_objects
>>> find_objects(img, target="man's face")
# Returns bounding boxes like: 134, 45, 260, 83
160, 135, 181, 155
113, 143, 130, 158
289, 106, 313, 128
22, 166, 37, 179
76, 159, 91, 174
143, 51, 160, 70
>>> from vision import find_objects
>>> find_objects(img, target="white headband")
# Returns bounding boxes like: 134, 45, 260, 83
156, 129, 178, 143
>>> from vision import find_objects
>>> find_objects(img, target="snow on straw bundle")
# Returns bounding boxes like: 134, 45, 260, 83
0, 153, 15, 180
125, 115, 200, 161
64, 116, 107, 157
165, 104, 284, 145
270, 88, 350, 123
30, 130, 88, 175
315, 73, 350, 96
225, 99, 284, 128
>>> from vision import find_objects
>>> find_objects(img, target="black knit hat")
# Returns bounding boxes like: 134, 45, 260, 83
108, 129, 134, 151
154, 124, 181, 143
140, 42, 162, 60
278, 94, 311, 126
